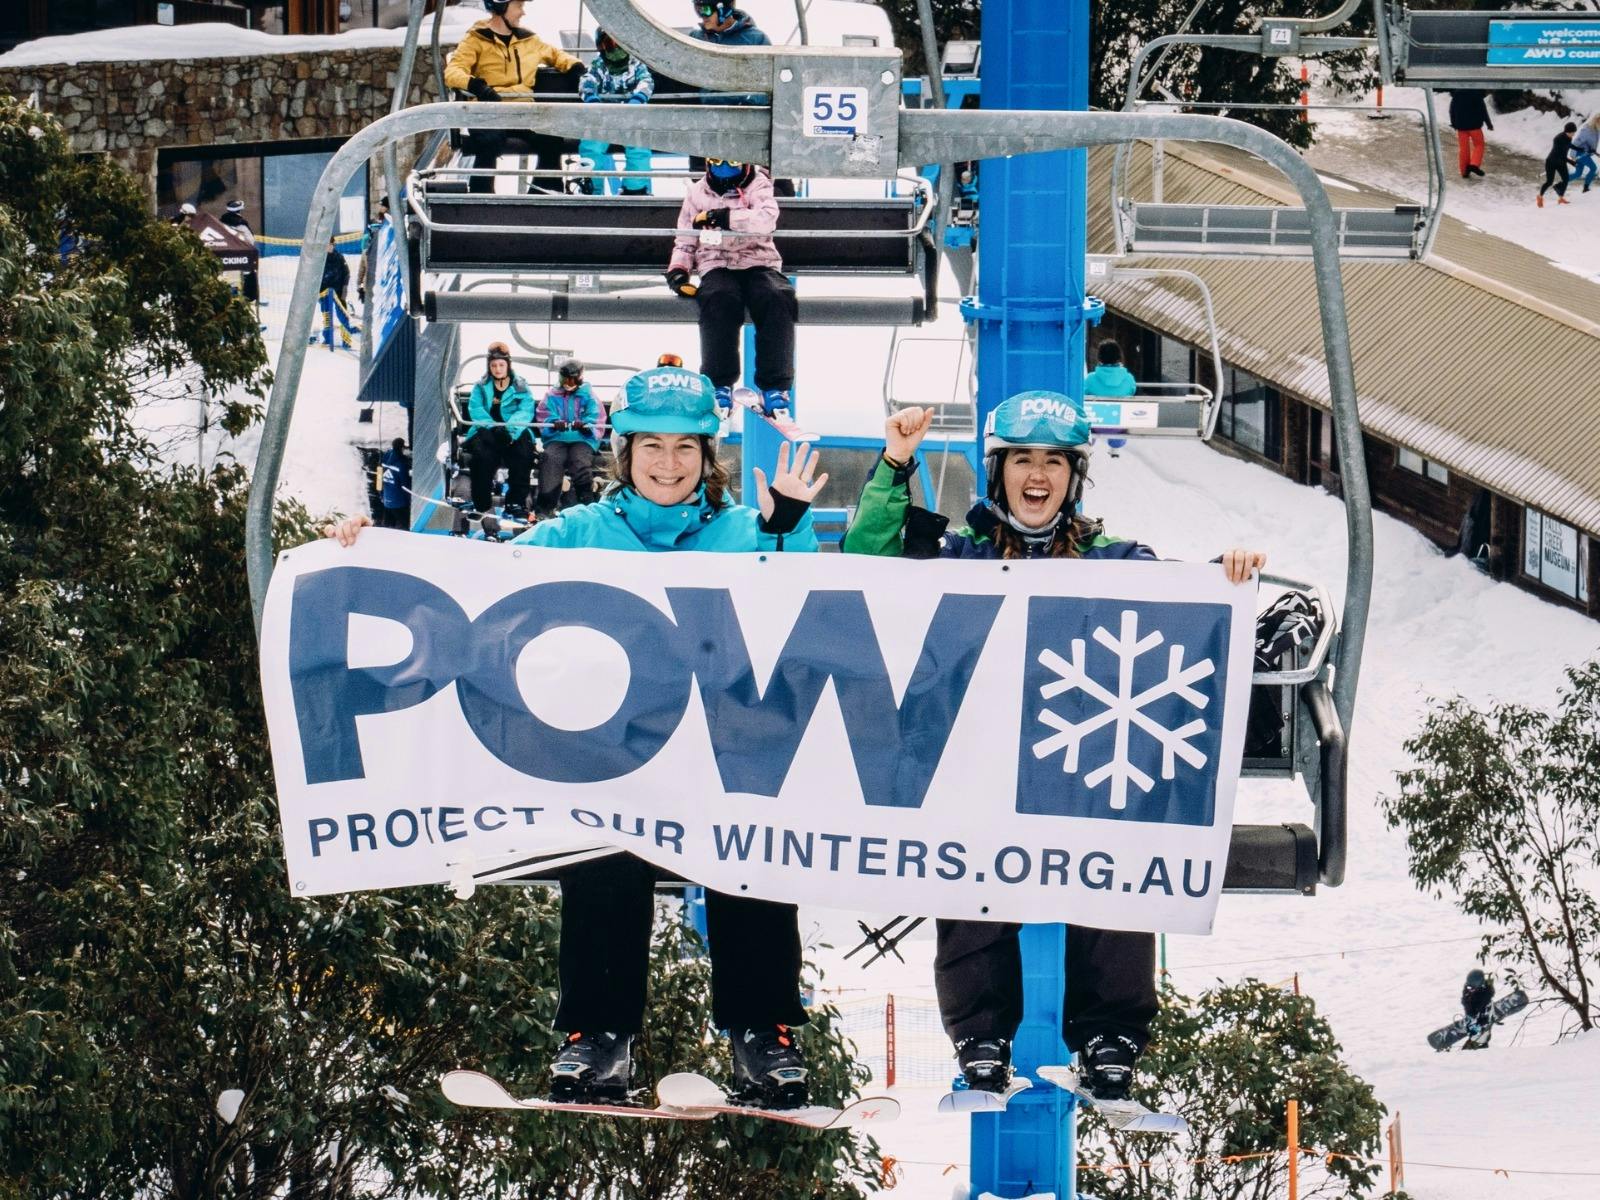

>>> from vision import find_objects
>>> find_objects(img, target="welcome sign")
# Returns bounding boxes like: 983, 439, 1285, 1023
260, 533, 1258, 934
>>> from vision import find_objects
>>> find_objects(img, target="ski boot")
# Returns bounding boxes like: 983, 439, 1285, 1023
729, 1025, 808, 1109
1078, 1033, 1140, 1102
549, 1031, 634, 1104
759, 388, 792, 418
954, 1036, 1013, 1094
713, 385, 735, 415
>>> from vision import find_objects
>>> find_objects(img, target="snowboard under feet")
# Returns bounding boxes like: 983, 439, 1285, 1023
656, 1071, 899, 1129
441, 1069, 711, 1121
1427, 988, 1529, 1051
1037, 1066, 1188, 1135
730, 386, 818, 442
938, 1076, 1033, 1113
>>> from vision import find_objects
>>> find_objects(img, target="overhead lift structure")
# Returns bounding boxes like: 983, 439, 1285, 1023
247, 0, 1378, 1193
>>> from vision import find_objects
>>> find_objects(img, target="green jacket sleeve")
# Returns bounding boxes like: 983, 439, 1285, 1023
841, 454, 915, 557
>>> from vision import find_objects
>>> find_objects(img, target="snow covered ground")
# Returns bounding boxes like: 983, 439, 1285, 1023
1308, 86, 1600, 283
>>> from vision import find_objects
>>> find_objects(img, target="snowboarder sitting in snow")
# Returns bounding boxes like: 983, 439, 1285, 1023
324, 366, 830, 1110
534, 358, 605, 517
665, 159, 797, 420
1085, 340, 1138, 457
842, 392, 1267, 1103
1460, 968, 1496, 1049
576, 29, 655, 196
443, 0, 585, 195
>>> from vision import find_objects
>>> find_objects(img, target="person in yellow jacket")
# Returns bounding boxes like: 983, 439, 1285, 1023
444, 0, 585, 194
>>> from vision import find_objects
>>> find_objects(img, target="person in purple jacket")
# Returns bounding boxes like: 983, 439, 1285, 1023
534, 358, 606, 516
665, 159, 797, 418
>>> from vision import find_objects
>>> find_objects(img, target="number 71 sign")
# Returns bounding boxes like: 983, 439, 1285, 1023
803, 86, 869, 138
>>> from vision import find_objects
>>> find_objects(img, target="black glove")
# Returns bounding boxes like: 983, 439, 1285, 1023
758, 489, 810, 537
566, 60, 586, 74
693, 208, 733, 231
1485, 117, 1494, 131
357, 285, 366, 303
903, 505, 950, 559
466, 77, 502, 102
574, 422, 592, 436
666, 268, 697, 297
550, 420, 570, 432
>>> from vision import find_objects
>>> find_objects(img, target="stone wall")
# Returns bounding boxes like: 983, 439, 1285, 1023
0, 46, 450, 198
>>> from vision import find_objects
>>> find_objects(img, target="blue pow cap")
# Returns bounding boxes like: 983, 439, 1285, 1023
983, 390, 1093, 456
610, 365, 721, 436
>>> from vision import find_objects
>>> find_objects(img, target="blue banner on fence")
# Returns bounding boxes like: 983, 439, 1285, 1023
1488, 20, 1600, 66
369, 217, 405, 357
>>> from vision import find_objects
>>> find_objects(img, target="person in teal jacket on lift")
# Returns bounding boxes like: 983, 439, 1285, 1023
323, 365, 830, 1109
1085, 340, 1138, 457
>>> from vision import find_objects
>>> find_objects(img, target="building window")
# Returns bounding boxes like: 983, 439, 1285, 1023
1523, 508, 1589, 603
1397, 446, 1449, 485
1159, 335, 1192, 386
1216, 366, 1280, 459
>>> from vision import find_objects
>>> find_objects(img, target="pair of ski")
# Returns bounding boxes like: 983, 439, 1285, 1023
442, 1069, 898, 1131
938, 1067, 1188, 1135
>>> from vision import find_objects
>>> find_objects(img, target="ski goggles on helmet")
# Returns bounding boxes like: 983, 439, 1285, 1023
982, 391, 1093, 457
693, 2, 727, 18
706, 158, 745, 180
656, 352, 685, 368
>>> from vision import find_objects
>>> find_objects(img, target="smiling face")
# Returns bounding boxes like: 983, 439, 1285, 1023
628, 434, 704, 506
1001, 447, 1074, 526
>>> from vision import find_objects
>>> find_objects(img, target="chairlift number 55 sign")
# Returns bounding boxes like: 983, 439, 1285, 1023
804, 87, 869, 138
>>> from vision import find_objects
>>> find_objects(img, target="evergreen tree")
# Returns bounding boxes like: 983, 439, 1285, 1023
0, 96, 879, 1199
1383, 660, 1600, 1034
1079, 981, 1385, 1200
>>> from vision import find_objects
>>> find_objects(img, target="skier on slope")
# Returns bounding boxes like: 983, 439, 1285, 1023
1460, 968, 1496, 1049
665, 160, 798, 420
324, 365, 829, 1109
841, 392, 1266, 1102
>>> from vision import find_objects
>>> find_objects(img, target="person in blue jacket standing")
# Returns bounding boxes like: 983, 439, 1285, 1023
324, 365, 830, 1109
534, 358, 606, 516
843, 391, 1264, 1104
464, 341, 538, 514
376, 437, 410, 528
1086, 340, 1138, 457
577, 29, 655, 196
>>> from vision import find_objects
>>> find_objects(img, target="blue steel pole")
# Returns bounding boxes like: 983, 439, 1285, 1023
967, 1, 1088, 1197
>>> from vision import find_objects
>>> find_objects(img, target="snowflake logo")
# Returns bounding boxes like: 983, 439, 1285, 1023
1030, 608, 1215, 813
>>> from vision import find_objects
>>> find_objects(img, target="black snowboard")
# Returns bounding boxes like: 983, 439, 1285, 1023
1426, 988, 1528, 1051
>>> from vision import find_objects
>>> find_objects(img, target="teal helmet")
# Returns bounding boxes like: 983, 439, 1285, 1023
982, 390, 1093, 456
610, 365, 721, 437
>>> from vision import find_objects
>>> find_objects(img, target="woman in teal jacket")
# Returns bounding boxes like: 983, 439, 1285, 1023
463, 341, 538, 514
325, 365, 827, 1110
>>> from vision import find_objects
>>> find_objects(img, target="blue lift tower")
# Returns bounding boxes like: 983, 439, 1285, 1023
965, 1, 1093, 1195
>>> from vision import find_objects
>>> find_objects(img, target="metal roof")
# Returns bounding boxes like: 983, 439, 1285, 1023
1089, 143, 1600, 534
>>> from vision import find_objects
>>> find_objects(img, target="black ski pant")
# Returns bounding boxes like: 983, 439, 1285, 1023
1540, 159, 1570, 198
463, 128, 570, 193
535, 440, 596, 516
934, 920, 1158, 1054
554, 853, 808, 1034
696, 267, 797, 392
375, 504, 408, 529
465, 426, 534, 512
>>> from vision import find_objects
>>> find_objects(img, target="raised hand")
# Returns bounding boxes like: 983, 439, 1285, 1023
1218, 548, 1267, 584
323, 514, 373, 547
885, 406, 934, 464
753, 441, 829, 523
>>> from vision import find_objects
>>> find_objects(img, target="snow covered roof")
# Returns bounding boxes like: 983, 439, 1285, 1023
1089, 144, 1600, 536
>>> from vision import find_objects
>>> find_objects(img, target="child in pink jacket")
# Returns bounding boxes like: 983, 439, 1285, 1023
665, 159, 798, 417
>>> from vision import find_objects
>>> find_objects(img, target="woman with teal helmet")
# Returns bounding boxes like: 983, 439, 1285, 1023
324, 364, 829, 1109
844, 388, 1264, 1104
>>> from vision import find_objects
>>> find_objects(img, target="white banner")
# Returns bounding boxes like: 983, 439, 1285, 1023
260, 533, 1259, 934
